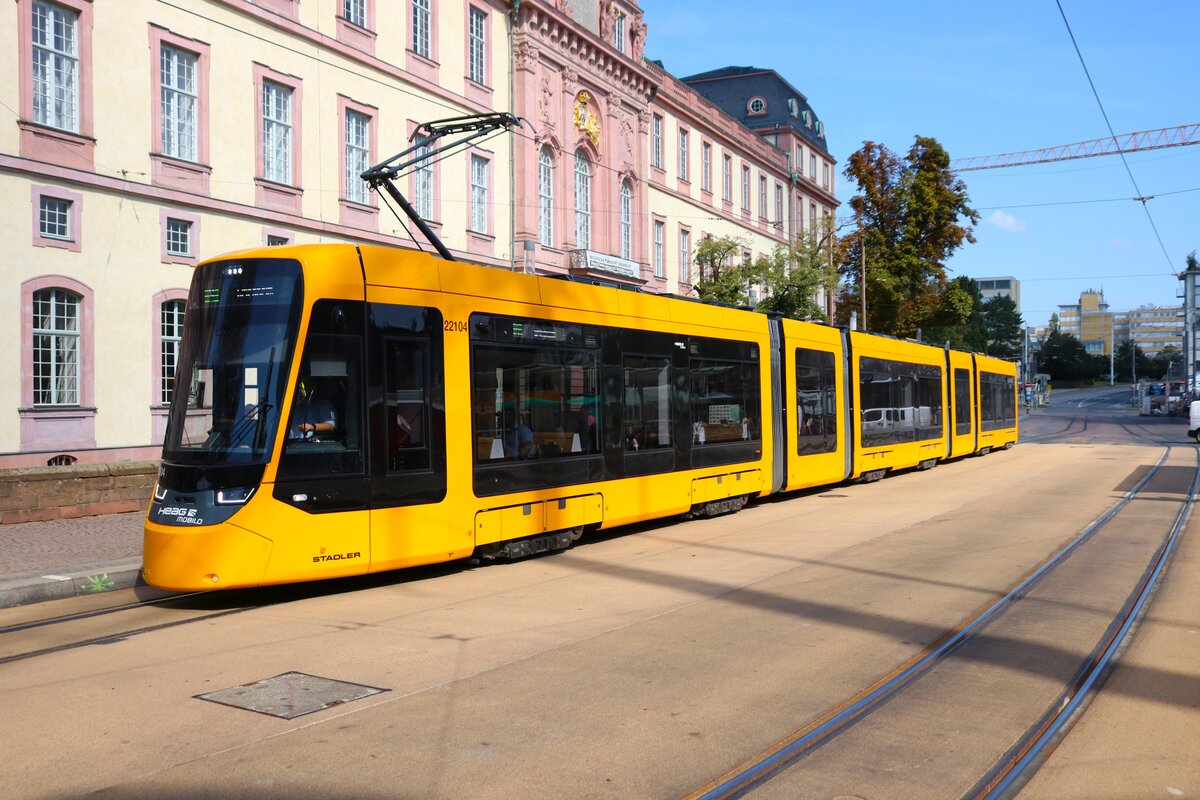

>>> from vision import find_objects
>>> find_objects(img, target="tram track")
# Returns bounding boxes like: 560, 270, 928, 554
684, 445, 1196, 800
0, 591, 258, 666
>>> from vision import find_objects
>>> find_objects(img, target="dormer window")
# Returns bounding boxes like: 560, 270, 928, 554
801, 110, 812, 128
815, 120, 824, 137
787, 98, 798, 117
747, 96, 767, 116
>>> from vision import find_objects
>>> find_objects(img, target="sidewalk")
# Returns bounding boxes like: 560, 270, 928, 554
0, 511, 146, 608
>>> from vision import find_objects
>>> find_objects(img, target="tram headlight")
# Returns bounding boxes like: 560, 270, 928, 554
153, 482, 168, 502
215, 486, 256, 505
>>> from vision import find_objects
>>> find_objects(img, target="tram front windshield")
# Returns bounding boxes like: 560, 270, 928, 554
163, 259, 304, 466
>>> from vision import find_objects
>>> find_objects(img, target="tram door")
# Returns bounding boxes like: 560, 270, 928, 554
273, 299, 371, 573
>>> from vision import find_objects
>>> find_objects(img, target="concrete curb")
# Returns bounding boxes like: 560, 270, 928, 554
0, 562, 146, 609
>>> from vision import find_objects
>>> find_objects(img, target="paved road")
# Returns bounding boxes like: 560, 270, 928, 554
1, 392, 1196, 798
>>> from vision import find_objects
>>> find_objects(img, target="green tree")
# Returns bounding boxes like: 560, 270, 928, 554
752, 221, 840, 322
982, 294, 1024, 358
693, 235, 751, 305
837, 136, 979, 337
922, 276, 986, 351
1048, 312, 1060, 331
1040, 329, 1105, 383
1150, 344, 1182, 381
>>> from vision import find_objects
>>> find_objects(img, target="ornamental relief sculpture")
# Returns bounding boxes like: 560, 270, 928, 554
538, 73, 557, 136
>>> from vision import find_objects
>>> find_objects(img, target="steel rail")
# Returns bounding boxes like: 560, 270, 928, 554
684, 447, 1172, 800
0, 606, 254, 666
0, 590, 208, 637
968, 447, 1200, 799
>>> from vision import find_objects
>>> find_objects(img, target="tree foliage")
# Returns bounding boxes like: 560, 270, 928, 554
753, 222, 840, 322
692, 235, 750, 305
982, 294, 1024, 358
1040, 330, 1105, 383
922, 276, 986, 351
836, 136, 979, 338
1112, 341, 1153, 382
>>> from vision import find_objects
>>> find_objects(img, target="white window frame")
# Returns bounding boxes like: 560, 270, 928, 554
165, 217, 192, 257
32, 287, 79, 406
470, 153, 488, 234
468, 7, 486, 85
31, 0, 79, 132
678, 128, 689, 181
722, 154, 732, 202
679, 229, 691, 284
614, 10, 625, 53
343, 0, 366, 27
39, 195, 71, 240
759, 175, 767, 219
538, 146, 554, 247
262, 79, 293, 185
701, 142, 712, 193
344, 109, 370, 204
574, 150, 591, 249
413, 139, 434, 220
651, 115, 663, 169
741, 165, 751, 211
411, 0, 431, 58
159, 44, 197, 162
653, 219, 664, 278
160, 299, 185, 404
619, 180, 633, 261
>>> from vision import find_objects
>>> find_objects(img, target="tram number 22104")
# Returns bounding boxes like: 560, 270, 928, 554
444, 320, 468, 333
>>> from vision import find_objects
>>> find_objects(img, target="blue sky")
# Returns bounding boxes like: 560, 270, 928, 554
642, 0, 1200, 327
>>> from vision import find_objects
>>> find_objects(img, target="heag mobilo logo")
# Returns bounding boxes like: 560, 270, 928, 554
313, 547, 362, 563
157, 506, 203, 525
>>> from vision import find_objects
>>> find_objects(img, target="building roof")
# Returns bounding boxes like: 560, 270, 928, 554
680, 66, 831, 157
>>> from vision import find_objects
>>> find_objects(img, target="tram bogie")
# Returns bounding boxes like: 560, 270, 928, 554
144, 243, 1017, 591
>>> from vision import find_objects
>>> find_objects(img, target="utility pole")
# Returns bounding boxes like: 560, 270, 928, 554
860, 244, 866, 332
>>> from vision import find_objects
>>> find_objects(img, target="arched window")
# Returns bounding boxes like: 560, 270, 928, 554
160, 299, 186, 403
619, 180, 633, 261
32, 287, 81, 406
574, 150, 591, 250
538, 147, 554, 247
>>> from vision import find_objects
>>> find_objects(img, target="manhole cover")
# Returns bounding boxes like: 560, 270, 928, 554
196, 671, 388, 719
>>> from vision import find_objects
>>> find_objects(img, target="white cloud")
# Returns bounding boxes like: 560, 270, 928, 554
985, 210, 1027, 233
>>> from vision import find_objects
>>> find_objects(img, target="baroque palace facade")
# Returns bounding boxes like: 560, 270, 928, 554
1, 0, 837, 469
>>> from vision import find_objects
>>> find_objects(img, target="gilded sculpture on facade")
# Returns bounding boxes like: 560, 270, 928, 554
573, 91, 601, 146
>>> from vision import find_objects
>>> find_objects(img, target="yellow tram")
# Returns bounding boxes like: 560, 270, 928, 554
143, 243, 1017, 591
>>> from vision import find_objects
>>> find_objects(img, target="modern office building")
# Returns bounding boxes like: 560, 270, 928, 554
1058, 290, 1114, 356
2, 0, 837, 468
975, 276, 1021, 311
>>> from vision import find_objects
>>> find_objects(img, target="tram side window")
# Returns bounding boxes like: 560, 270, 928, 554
385, 337, 430, 471
471, 343, 600, 462
795, 348, 837, 455
624, 355, 672, 451
954, 368, 971, 435
691, 358, 760, 445
279, 333, 364, 476
859, 357, 942, 448
981, 372, 1016, 431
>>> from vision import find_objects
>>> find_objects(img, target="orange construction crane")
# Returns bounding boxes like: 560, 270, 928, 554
950, 123, 1200, 171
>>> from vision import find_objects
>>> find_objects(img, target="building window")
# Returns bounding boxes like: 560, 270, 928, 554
32, 287, 79, 406
267, 234, 289, 246
262, 79, 293, 184
165, 217, 192, 257
651, 114, 663, 169
39, 195, 71, 240
538, 146, 554, 247
653, 219, 664, 278
411, 0, 431, 58
619, 180, 633, 261
344, 109, 370, 204
775, 184, 783, 226
701, 142, 712, 193
470, 154, 488, 234
614, 10, 625, 52
722, 155, 732, 202
747, 96, 766, 116
159, 44, 197, 162
741, 166, 750, 211
160, 299, 185, 404
822, 161, 830, 189
413, 138, 434, 220
678, 128, 689, 182
32, 0, 79, 132
759, 175, 767, 219
468, 7, 486, 85
574, 150, 591, 249
343, 0, 366, 27
679, 228, 691, 284
810, 153, 817, 179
